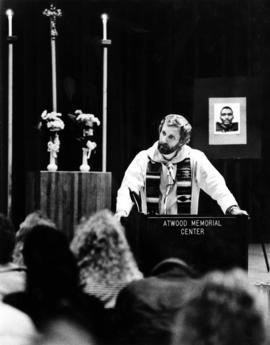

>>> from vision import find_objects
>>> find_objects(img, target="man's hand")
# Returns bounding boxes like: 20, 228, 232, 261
226, 205, 249, 217
115, 210, 128, 222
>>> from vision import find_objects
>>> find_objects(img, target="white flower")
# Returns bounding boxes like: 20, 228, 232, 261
86, 140, 97, 151
41, 110, 65, 131
75, 110, 100, 127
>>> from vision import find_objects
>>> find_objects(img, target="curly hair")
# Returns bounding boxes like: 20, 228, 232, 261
159, 114, 192, 146
173, 269, 268, 345
70, 209, 142, 307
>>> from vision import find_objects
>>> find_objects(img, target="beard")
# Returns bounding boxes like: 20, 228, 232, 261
158, 141, 179, 155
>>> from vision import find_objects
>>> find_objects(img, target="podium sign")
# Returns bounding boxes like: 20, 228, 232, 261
124, 214, 249, 275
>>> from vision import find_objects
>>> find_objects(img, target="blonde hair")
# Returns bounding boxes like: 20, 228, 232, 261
70, 209, 142, 306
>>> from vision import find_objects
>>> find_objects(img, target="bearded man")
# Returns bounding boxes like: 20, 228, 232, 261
116, 114, 247, 220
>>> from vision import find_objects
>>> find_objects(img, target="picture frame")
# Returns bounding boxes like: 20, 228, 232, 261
209, 97, 247, 145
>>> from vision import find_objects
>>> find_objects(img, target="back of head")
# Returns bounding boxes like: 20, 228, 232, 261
151, 257, 197, 278
23, 224, 78, 295
159, 114, 192, 146
70, 209, 137, 275
173, 269, 268, 345
0, 214, 15, 264
70, 209, 142, 306
17, 210, 56, 241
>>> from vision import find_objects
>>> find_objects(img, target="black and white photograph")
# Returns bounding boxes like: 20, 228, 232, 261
0, 1, 270, 344
209, 97, 247, 145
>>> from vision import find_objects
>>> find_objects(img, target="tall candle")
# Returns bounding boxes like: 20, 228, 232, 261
101, 13, 109, 40
6, 9, 14, 37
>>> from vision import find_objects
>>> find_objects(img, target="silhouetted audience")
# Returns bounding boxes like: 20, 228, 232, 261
172, 269, 269, 345
0, 213, 26, 300
13, 210, 56, 266
2, 211, 268, 345
5, 224, 106, 337
70, 209, 143, 308
114, 257, 198, 345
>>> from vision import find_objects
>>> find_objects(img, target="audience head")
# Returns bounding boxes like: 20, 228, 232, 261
0, 213, 15, 265
172, 269, 268, 345
151, 257, 197, 278
38, 316, 97, 345
16, 210, 56, 241
70, 209, 142, 307
37, 294, 104, 345
23, 224, 79, 297
13, 211, 56, 266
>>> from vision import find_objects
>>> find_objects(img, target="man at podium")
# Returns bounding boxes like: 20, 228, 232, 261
116, 114, 247, 220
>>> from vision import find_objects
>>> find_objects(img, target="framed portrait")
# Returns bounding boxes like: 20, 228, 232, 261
209, 97, 247, 145
192, 72, 260, 158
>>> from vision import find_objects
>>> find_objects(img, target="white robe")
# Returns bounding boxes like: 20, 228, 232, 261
116, 142, 238, 215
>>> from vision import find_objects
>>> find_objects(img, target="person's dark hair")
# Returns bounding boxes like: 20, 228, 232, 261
0, 213, 15, 264
23, 224, 79, 297
16, 210, 56, 241
159, 114, 192, 146
151, 257, 197, 278
220, 106, 233, 115
13, 210, 56, 266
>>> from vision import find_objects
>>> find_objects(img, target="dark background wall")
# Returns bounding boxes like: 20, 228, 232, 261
0, 0, 269, 241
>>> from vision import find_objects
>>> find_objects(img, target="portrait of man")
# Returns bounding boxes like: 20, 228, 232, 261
208, 97, 246, 145
216, 106, 239, 133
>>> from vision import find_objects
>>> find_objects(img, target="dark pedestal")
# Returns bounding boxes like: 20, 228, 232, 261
26, 171, 112, 240
124, 213, 249, 275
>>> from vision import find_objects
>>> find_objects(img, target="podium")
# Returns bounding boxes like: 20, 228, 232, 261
26, 171, 111, 239
124, 213, 249, 275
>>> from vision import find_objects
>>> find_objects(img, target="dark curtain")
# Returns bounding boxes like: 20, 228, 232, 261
0, 0, 269, 241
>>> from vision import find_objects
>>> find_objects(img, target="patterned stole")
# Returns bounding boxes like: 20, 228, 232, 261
145, 159, 162, 214
175, 158, 192, 214
145, 158, 192, 214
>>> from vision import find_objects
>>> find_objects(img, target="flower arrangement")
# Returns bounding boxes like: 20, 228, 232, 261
39, 110, 65, 172
40, 110, 65, 132
70, 110, 100, 172
74, 110, 100, 137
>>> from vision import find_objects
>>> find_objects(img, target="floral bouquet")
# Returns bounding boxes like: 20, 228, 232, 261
39, 110, 65, 171
40, 110, 65, 132
68, 110, 100, 171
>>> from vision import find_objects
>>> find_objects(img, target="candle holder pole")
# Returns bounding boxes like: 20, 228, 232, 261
6, 9, 16, 218
101, 14, 111, 172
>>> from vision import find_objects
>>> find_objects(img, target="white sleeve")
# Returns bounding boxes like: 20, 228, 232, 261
195, 151, 238, 214
116, 151, 147, 216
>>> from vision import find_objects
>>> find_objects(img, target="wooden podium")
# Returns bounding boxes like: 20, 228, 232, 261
26, 171, 112, 240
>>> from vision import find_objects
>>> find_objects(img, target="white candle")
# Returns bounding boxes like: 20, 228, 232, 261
6, 9, 14, 37
101, 13, 109, 40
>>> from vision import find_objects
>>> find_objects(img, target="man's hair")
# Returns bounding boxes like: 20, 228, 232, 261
173, 269, 267, 345
0, 213, 15, 264
159, 114, 192, 145
220, 106, 233, 115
